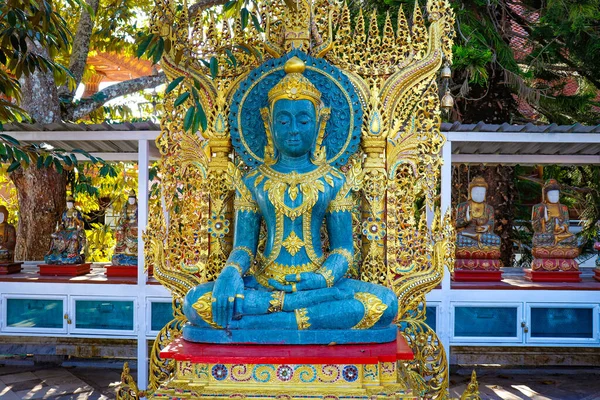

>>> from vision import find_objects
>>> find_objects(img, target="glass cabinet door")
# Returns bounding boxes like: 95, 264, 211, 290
2, 295, 67, 334
71, 297, 136, 335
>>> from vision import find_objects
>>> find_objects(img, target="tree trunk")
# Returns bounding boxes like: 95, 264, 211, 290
16, 41, 67, 261
19, 42, 61, 123
10, 167, 67, 261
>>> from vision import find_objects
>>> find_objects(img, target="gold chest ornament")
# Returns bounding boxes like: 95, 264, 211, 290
469, 201, 485, 219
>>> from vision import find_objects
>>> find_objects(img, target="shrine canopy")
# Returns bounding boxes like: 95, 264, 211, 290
3, 122, 600, 165
1, 122, 161, 161
443, 122, 600, 165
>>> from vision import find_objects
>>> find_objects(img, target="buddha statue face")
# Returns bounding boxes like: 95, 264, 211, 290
470, 186, 486, 203
66, 200, 74, 209
547, 190, 560, 204
0, 207, 6, 224
128, 196, 137, 205
271, 99, 317, 158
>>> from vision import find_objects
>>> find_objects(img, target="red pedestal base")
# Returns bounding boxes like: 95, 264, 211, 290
105, 265, 152, 277
453, 269, 502, 282
0, 262, 23, 275
162, 334, 413, 364
105, 265, 137, 277
594, 268, 600, 282
524, 269, 582, 282
39, 263, 91, 276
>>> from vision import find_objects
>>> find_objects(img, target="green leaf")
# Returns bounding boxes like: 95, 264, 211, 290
7, 161, 20, 173
209, 57, 218, 79
191, 86, 200, 103
224, 0, 237, 12
241, 8, 249, 30
44, 156, 53, 168
196, 102, 208, 132
0, 134, 21, 146
166, 76, 185, 95
153, 37, 165, 64
174, 92, 190, 108
136, 34, 154, 58
183, 106, 195, 131
225, 49, 237, 68
54, 158, 63, 174
37, 155, 44, 169
251, 13, 263, 33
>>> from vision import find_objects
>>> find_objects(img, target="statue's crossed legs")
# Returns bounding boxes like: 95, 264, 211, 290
183, 277, 398, 331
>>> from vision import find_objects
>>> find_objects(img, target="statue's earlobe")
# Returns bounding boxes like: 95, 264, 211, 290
261, 107, 277, 165
311, 107, 330, 165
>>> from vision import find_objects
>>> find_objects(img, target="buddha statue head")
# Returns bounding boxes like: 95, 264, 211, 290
261, 57, 331, 165
543, 179, 561, 204
128, 189, 137, 205
0, 205, 8, 224
66, 195, 75, 209
468, 176, 488, 204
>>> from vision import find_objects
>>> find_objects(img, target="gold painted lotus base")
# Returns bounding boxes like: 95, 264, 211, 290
146, 337, 417, 399
148, 360, 417, 399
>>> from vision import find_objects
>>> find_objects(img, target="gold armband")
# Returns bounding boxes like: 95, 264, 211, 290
326, 196, 354, 213
233, 246, 254, 260
225, 262, 244, 275
234, 197, 260, 213
316, 267, 335, 288
268, 291, 285, 313
330, 248, 353, 266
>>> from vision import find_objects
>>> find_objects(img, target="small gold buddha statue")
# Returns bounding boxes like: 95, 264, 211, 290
0, 205, 16, 263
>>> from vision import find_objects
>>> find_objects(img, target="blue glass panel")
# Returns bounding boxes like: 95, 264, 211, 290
531, 307, 594, 339
75, 300, 134, 331
426, 306, 437, 332
151, 302, 173, 331
6, 298, 63, 329
455, 306, 518, 337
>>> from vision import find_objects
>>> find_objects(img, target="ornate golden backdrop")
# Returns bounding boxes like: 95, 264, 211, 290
117, 1, 479, 399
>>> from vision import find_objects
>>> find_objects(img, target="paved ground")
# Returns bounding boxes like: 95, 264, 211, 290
1, 362, 599, 399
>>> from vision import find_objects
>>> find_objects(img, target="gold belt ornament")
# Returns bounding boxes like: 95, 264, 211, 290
254, 261, 318, 288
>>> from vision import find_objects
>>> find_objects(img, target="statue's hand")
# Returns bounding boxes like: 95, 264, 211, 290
211, 267, 244, 328
269, 272, 326, 293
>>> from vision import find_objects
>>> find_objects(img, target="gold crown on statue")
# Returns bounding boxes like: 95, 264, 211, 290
268, 57, 321, 109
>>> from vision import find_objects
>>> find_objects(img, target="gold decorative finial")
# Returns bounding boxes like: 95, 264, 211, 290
267, 57, 321, 109
283, 56, 306, 74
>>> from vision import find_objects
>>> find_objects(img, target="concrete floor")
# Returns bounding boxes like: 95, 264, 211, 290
1, 362, 599, 400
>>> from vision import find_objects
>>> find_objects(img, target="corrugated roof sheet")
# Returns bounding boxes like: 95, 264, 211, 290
441, 122, 600, 133
1, 121, 160, 132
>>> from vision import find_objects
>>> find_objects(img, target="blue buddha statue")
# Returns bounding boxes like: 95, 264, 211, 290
182, 57, 398, 344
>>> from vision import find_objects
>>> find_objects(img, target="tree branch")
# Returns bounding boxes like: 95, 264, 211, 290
60, 0, 100, 98
507, 9, 600, 90
71, 72, 166, 120
189, 0, 229, 17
